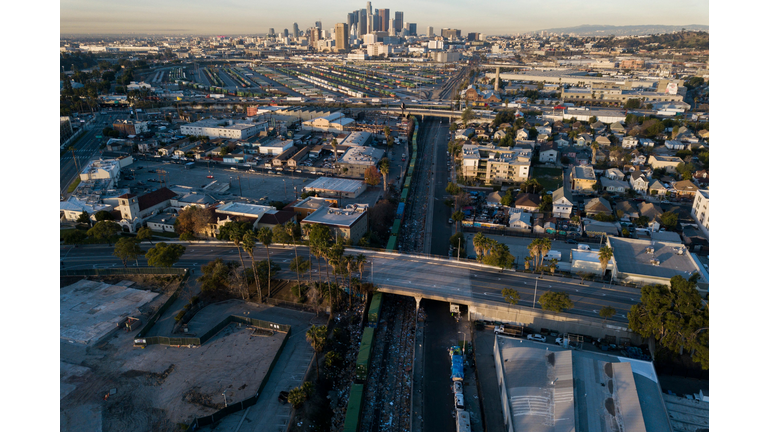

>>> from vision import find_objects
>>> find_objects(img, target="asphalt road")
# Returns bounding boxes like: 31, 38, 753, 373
61, 244, 637, 324
421, 299, 460, 432
422, 117, 454, 257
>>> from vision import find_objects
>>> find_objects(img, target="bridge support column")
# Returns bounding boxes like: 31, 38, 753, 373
414, 296, 422, 313
494, 67, 501, 91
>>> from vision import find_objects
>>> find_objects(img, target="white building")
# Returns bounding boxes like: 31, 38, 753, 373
691, 189, 709, 239
258, 139, 295, 156
180, 119, 268, 140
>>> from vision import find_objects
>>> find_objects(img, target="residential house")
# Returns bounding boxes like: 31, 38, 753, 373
610, 122, 626, 135
604, 168, 625, 181
554, 136, 570, 148
535, 125, 552, 136
639, 138, 655, 148
664, 140, 687, 151
621, 136, 639, 149
600, 176, 629, 193
614, 200, 640, 221
672, 179, 699, 197
648, 179, 668, 196
630, 150, 647, 165
552, 185, 573, 219
455, 128, 475, 140
629, 171, 650, 194
575, 134, 591, 147
649, 155, 684, 173
508, 212, 533, 231
584, 197, 613, 217
539, 143, 559, 163
516, 129, 529, 140
514, 193, 541, 212
493, 130, 507, 141
595, 136, 612, 147
569, 165, 598, 193
693, 170, 709, 187
638, 202, 663, 222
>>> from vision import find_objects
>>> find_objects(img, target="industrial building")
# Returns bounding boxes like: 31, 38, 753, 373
304, 177, 367, 198
606, 237, 709, 286
300, 204, 369, 244
180, 118, 268, 140
493, 335, 673, 432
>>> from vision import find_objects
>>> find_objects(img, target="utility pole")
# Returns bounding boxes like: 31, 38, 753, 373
237, 176, 242, 196
532, 278, 538, 310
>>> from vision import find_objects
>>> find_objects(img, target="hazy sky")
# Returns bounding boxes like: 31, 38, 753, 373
60, 0, 709, 35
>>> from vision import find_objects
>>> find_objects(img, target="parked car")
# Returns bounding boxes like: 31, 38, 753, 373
207, 175, 214, 179
566, 239, 578, 244
527, 334, 546, 342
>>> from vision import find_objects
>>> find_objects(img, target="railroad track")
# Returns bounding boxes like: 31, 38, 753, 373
360, 296, 417, 432
399, 118, 438, 253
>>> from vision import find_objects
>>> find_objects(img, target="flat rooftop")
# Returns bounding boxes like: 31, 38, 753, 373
495, 336, 672, 432
305, 177, 364, 193
216, 202, 275, 218
608, 237, 701, 279
301, 205, 366, 227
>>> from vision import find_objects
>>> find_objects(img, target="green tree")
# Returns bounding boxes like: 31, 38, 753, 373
501, 288, 520, 309
287, 386, 309, 408
598, 246, 614, 277
306, 325, 328, 373
94, 210, 113, 221
624, 98, 641, 109
364, 165, 382, 187
446, 182, 461, 195
257, 227, 275, 297
290, 256, 310, 286
145, 242, 186, 268
113, 237, 143, 268
449, 122, 459, 132
61, 229, 88, 245
461, 107, 476, 126
500, 189, 515, 206
77, 211, 91, 225
271, 223, 292, 245
538, 291, 574, 313
86, 221, 121, 245
136, 226, 154, 245
628, 276, 708, 369
218, 221, 251, 294
198, 258, 235, 294
599, 306, 617, 324
482, 240, 515, 271
451, 211, 465, 233
660, 211, 678, 230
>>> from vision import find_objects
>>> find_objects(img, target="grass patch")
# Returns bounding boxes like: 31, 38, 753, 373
67, 177, 82, 193
531, 166, 563, 192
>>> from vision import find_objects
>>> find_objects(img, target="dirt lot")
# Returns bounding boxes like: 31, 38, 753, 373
60, 276, 287, 432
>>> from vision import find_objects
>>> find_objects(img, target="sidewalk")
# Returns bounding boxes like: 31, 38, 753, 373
473, 329, 507, 432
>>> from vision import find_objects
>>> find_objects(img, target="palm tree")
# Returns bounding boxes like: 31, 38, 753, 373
257, 227, 274, 298
473, 233, 488, 261
598, 246, 614, 278
527, 239, 541, 272
591, 141, 599, 165
537, 238, 552, 273
451, 211, 465, 234
549, 258, 559, 275
242, 230, 262, 302
330, 139, 339, 173
305, 325, 328, 373
380, 159, 390, 192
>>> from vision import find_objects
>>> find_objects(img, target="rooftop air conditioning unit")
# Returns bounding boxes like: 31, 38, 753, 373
645, 247, 655, 254
676, 248, 685, 255
650, 259, 660, 266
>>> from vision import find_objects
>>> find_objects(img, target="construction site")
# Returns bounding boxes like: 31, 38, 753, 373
60, 276, 290, 432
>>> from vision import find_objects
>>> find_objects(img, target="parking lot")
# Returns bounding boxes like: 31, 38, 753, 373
121, 159, 316, 204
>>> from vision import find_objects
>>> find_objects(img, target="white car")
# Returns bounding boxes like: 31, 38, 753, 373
527, 334, 546, 342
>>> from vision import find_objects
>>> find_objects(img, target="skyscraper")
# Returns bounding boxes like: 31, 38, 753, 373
268, 28, 275, 36
347, 13, 354, 31
293, 22, 300, 38
367, 13, 373, 35
335, 23, 349, 52
373, 9, 380, 32
403, 22, 409, 36
284, 29, 289, 38
381, 9, 390, 31
366, 1, 372, 15
427, 26, 434, 37
408, 23, 417, 36
389, 19, 396, 36
394, 11, 403, 32
358, 9, 367, 35
315, 21, 322, 31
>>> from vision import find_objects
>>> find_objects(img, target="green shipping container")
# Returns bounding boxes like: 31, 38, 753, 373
343, 384, 365, 432
355, 327, 375, 381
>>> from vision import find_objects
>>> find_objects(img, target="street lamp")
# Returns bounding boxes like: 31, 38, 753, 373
222, 390, 228, 407
458, 331, 466, 355
532, 278, 539, 310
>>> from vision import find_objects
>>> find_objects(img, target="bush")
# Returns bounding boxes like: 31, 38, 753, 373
174, 310, 186, 322
180, 232, 195, 241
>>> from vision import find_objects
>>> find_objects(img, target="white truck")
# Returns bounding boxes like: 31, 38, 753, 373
577, 244, 591, 251
494, 325, 522, 337
544, 250, 562, 260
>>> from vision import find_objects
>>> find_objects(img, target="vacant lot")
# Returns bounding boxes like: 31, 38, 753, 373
531, 166, 563, 192
60, 277, 288, 432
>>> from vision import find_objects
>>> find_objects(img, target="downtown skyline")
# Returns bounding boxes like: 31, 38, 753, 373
60, 0, 708, 36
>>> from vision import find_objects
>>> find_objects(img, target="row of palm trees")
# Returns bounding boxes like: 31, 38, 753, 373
220, 220, 375, 316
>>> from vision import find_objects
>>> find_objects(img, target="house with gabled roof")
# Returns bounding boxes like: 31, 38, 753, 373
648, 179, 668, 196
629, 171, 650, 194
615, 200, 640, 221
672, 180, 699, 196
552, 174, 574, 219
585, 197, 612, 216
514, 193, 541, 212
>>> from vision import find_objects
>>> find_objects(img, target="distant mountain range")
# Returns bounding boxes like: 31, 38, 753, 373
535, 24, 708, 37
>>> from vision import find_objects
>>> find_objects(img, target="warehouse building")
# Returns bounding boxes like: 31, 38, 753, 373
304, 177, 367, 199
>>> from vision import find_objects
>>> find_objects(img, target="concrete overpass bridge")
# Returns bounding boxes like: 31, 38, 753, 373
61, 243, 641, 342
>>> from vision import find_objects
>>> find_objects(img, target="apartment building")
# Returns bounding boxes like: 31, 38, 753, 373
691, 189, 709, 239
461, 145, 531, 185
180, 119, 268, 140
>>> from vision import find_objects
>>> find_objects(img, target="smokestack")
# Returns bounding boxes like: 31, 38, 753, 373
494, 67, 500, 91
